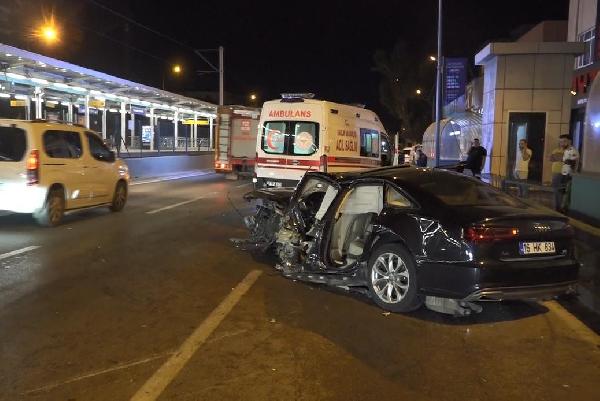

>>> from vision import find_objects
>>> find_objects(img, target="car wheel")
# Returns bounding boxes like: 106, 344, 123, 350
35, 188, 65, 227
109, 181, 127, 212
366, 244, 423, 313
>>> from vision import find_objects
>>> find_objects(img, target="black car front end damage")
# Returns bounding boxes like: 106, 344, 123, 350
232, 168, 580, 316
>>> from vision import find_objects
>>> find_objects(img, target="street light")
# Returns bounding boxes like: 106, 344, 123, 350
250, 93, 257, 101
172, 64, 182, 74
162, 64, 183, 90
416, 89, 422, 95
429, 55, 437, 62
34, 15, 60, 45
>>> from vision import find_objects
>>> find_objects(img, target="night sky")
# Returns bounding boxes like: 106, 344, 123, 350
1, 0, 570, 124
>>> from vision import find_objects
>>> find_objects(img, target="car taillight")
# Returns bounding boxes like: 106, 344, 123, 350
464, 226, 519, 242
26, 150, 40, 185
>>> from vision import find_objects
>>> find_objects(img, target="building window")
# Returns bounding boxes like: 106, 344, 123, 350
576, 27, 596, 69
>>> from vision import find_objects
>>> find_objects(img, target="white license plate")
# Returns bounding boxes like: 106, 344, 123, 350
266, 181, 282, 188
519, 241, 556, 255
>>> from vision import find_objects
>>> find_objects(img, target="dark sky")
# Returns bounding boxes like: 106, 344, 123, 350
1, 0, 570, 120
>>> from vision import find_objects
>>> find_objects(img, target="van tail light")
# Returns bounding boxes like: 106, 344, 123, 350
26, 150, 40, 185
320, 154, 328, 173
464, 226, 519, 243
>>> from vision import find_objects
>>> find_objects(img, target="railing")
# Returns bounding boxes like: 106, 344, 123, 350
104, 134, 213, 158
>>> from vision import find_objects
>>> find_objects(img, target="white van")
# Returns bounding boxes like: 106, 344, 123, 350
254, 94, 389, 188
0, 120, 130, 226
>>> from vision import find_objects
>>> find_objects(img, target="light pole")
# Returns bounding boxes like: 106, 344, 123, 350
195, 46, 225, 106
434, 0, 443, 167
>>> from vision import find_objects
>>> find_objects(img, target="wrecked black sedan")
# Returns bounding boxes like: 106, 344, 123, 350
233, 167, 579, 315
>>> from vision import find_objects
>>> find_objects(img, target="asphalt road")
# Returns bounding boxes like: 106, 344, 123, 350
0, 174, 599, 401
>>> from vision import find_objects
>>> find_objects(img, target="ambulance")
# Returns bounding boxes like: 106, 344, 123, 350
254, 93, 390, 188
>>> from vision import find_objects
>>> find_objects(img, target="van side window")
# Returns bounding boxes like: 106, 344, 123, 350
86, 132, 113, 162
43, 130, 83, 159
360, 128, 379, 158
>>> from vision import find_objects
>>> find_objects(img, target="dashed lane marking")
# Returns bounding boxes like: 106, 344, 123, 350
145, 192, 218, 215
129, 270, 262, 401
0, 246, 41, 261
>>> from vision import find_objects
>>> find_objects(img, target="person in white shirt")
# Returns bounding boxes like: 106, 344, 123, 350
514, 139, 532, 197
559, 134, 579, 213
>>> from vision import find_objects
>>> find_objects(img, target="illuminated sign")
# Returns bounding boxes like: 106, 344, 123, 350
10, 100, 26, 107
183, 119, 209, 125
444, 58, 467, 105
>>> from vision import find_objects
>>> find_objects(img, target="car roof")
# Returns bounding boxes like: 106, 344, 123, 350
327, 166, 459, 185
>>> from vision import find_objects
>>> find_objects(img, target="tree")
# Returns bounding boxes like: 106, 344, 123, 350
373, 41, 434, 143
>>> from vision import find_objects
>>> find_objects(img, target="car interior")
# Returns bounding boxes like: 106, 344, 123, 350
329, 185, 384, 267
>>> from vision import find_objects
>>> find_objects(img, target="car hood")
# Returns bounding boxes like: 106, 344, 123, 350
243, 187, 296, 206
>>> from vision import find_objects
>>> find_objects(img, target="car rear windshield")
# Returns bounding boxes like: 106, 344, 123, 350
0, 126, 26, 162
419, 174, 525, 207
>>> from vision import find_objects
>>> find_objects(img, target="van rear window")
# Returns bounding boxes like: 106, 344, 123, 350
262, 121, 319, 156
0, 126, 26, 162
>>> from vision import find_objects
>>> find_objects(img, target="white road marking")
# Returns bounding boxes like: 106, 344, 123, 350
543, 300, 600, 346
130, 270, 262, 401
0, 246, 40, 261
23, 352, 173, 395
145, 192, 217, 215
131, 171, 214, 186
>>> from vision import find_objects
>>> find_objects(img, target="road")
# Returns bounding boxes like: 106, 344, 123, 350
0, 174, 599, 401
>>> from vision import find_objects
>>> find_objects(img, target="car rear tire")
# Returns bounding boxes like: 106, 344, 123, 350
109, 181, 127, 212
34, 188, 65, 227
366, 244, 423, 313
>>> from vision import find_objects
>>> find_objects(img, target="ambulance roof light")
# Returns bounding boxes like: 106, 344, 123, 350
280, 93, 315, 100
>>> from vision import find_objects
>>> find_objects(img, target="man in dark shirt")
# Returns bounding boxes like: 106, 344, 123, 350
465, 138, 487, 179
415, 149, 428, 167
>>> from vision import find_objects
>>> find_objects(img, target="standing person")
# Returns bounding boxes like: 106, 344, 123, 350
465, 138, 487, 179
514, 139, 532, 197
560, 135, 579, 213
549, 137, 565, 211
415, 148, 428, 167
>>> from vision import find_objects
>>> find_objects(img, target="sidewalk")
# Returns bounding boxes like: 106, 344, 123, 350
502, 183, 600, 317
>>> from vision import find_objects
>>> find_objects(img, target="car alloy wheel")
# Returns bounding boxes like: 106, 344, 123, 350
371, 252, 410, 304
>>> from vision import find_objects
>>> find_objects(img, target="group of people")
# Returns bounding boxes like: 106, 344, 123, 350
463, 135, 579, 213
407, 134, 579, 213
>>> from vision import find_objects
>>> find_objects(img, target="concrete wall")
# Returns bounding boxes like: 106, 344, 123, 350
479, 48, 575, 183
518, 21, 567, 43
123, 153, 214, 179
568, 0, 597, 41
571, 172, 600, 222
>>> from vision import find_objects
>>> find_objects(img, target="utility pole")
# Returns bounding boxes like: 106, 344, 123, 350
219, 46, 224, 106
434, 0, 443, 167
195, 47, 224, 105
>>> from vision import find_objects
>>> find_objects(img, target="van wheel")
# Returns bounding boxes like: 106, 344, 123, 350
110, 181, 127, 212
35, 188, 65, 227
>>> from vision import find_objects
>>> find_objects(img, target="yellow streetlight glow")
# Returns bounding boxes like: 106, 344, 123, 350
429, 55, 436, 62
250, 94, 257, 101
34, 14, 60, 45
416, 89, 422, 95
172, 64, 182, 74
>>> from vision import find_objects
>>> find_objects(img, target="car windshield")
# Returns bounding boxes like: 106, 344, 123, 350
0, 126, 26, 162
419, 173, 525, 207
